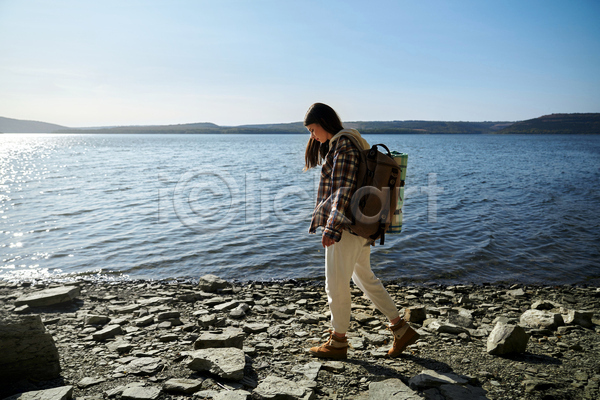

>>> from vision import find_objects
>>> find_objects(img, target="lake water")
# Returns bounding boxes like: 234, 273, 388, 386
1, 133, 599, 285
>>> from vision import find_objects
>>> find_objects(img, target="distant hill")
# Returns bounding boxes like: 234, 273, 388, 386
6, 113, 598, 135
59, 122, 220, 134
345, 120, 513, 134
57, 120, 512, 134
0, 116, 66, 133
496, 113, 600, 134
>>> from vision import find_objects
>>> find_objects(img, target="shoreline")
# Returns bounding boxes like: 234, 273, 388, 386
1, 277, 599, 399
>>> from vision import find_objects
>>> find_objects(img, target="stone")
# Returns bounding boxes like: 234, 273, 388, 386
163, 378, 204, 394
134, 315, 154, 327
109, 304, 141, 314
520, 309, 564, 330
507, 288, 525, 298
14, 305, 30, 314
3, 386, 74, 400
92, 324, 123, 341
448, 310, 474, 329
426, 320, 469, 335
354, 312, 377, 324
487, 322, 530, 355
188, 348, 246, 380
78, 376, 107, 388
439, 384, 488, 400
85, 315, 110, 326
253, 375, 314, 400
194, 328, 245, 349
322, 361, 345, 373
213, 390, 251, 400
563, 310, 594, 328
198, 314, 218, 328
104, 382, 145, 398
243, 323, 270, 334
106, 339, 134, 354
369, 378, 421, 399
409, 369, 469, 390
0, 314, 61, 382
120, 357, 164, 375
298, 313, 322, 324
121, 386, 162, 400
198, 274, 229, 292
291, 361, 322, 380
404, 306, 427, 324
136, 297, 172, 306
214, 300, 240, 312
156, 311, 180, 320
14, 286, 80, 307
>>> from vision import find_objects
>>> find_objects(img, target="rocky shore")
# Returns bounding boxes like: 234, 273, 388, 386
0, 276, 599, 400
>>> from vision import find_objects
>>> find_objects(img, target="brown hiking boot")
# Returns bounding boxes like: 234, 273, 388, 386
388, 319, 420, 357
309, 330, 348, 359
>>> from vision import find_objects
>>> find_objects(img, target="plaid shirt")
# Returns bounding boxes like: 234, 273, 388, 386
309, 136, 360, 242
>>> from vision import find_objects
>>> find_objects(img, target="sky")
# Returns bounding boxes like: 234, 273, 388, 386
1, 0, 599, 127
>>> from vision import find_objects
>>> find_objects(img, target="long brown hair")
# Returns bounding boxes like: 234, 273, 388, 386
303, 103, 344, 170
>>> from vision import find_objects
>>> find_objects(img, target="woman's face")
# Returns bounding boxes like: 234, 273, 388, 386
306, 123, 332, 143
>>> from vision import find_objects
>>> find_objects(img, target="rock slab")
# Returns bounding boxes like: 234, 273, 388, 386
520, 309, 564, 330
253, 375, 315, 400
14, 286, 80, 307
188, 347, 245, 380
369, 378, 421, 399
121, 386, 162, 400
194, 328, 245, 350
3, 385, 73, 400
0, 314, 61, 383
163, 378, 203, 394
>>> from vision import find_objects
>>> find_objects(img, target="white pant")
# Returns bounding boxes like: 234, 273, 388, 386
325, 231, 400, 333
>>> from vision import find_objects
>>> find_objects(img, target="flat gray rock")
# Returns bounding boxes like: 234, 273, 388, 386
188, 347, 245, 380
117, 357, 164, 375
3, 385, 73, 400
194, 328, 245, 350
253, 375, 314, 400
163, 378, 203, 394
78, 376, 107, 388
426, 319, 469, 335
14, 286, 80, 307
213, 390, 251, 400
409, 369, 470, 390
291, 361, 322, 381
92, 324, 123, 341
121, 386, 162, 400
369, 378, 421, 399
520, 309, 564, 330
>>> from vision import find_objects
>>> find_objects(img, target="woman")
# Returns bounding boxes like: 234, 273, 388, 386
304, 102, 419, 359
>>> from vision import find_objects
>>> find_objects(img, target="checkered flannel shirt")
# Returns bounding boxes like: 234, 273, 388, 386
309, 136, 360, 242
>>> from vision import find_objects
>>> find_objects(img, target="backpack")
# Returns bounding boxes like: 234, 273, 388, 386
338, 133, 404, 245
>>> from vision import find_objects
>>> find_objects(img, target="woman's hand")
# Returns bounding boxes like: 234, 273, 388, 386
322, 234, 335, 248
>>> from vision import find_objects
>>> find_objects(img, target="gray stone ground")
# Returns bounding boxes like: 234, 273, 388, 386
0, 277, 599, 400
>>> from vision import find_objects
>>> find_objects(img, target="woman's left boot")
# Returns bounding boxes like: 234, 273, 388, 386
388, 319, 420, 357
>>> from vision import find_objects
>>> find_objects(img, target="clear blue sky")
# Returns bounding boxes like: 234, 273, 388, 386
1, 0, 599, 127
